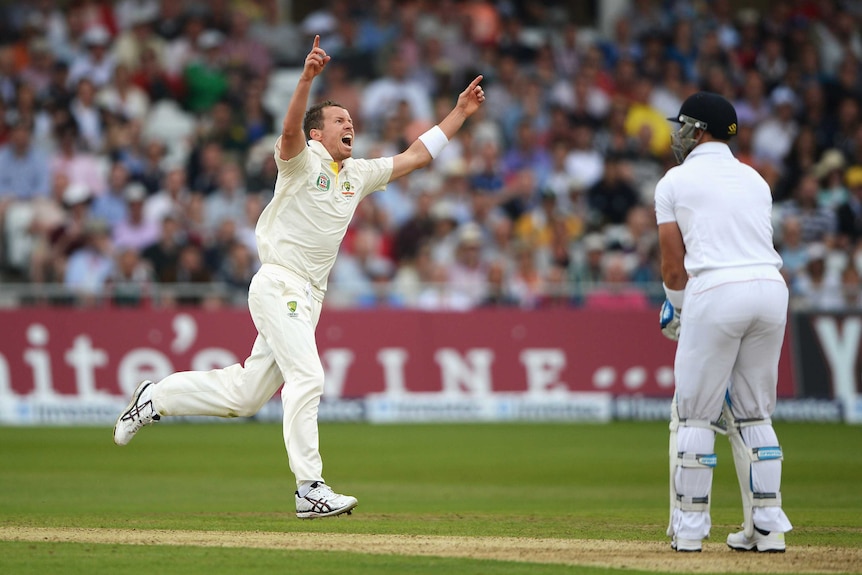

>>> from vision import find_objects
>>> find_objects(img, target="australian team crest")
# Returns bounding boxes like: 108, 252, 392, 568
316, 173, 331, 191
340, 180, 355, 198
287, 301, 299, 317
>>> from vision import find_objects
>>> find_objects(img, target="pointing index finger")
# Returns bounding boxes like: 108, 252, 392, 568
313, 35, 320, 49
468, 75, 484, 89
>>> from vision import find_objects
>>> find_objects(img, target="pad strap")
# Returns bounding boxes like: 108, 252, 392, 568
676, 494, 710, 512
677, 452, 717, 468
673, 417, 727, 435
753, 492, 782, 507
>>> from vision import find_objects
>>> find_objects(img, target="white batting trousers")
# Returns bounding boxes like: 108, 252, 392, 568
672, 266, 791, 540
150, 264, 326, 487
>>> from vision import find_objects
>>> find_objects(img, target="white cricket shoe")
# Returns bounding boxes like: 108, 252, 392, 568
671, 536, 702, 552
295, 482, 358, 519
113, 380, 160, 446
727, 528, 786, 553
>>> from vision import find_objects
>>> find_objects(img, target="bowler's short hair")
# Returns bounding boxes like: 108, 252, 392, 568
303, 100, 345, 141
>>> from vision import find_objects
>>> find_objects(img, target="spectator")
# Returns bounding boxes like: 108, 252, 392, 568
623, 76, 672, 160
564, 121, 604, 191
836, 165, 862, 248
734, 68, 772, 127
500, 119, 552, 185
112, 182, 160, 250
183, 29, 228, 114
537, 264, 575, 308
216, 240, 257, 305
792, 243, 843, 310
64, 219, 114, 303
96, 63, 150, 121
570, 232, 606, 304
415, 262, 472, 311
811, 148, 849, 210
204, 161, 247, 234
587, 155, 641, 228
582, 251, 648, 310
240, 78, 275, 148
513, 189, 581, 255
143, 162, 190, 226
0, 118, 51, 202
162, 6, 207, 78
360, 51, 433, 133
391, 238, 435, 306
508, 241, 543, 309
198, 99, 248, 154
248, 0, 303, 66
751, 86, 799, 169
30, 182, 94, 284
134, 137, 167, 194
13, 81, 54, 153
777, 216, 810, 289
68, 77, 105, 152
839, 263, 862, 309
141, 213, 185, 282
160, 242, 213, 306
221, 8, 272, 78
109, 245, 153, 307
778, 173, 837, 246
67, 25, 115, 89
392, 188, 436, 264
91, 161, 132, 227
187, 140, 224, 196
50, 121, 107, 196
774, 128, 829, 205
446, 222, 488, 308
112, 4, 166, 71
479, 259, 518, 308
330, 224, 392, 307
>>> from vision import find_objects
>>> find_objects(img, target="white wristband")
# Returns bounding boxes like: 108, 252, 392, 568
418, 125, 449, 159
663, 283, 685, 309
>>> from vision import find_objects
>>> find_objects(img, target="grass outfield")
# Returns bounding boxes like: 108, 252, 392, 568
0, 421, 860, 574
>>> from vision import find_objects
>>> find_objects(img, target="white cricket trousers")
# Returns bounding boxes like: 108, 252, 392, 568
151, 264, 326, 487
671, 265, 792, 540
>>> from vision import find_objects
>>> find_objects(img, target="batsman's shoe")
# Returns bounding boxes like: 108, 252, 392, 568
671, 537, 702, 552
727, 528, 785, 553
295, 482, 358, 519
113, 380, 160, 446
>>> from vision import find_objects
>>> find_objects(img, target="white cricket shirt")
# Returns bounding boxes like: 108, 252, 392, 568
255, 138, 393, 297
654, 142, 782, 276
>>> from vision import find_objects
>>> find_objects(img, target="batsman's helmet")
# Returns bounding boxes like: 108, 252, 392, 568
668, 91, 738, 163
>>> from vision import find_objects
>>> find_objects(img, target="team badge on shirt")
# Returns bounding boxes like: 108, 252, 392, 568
287, 301, 299, 317
316, 173, 330, 191
340, 180, 355, 198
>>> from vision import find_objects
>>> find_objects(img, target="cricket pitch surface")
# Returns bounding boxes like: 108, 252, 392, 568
2, 526, 860, 573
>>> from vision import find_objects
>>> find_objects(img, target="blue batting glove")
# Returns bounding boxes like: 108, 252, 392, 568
660, 299, 681, 341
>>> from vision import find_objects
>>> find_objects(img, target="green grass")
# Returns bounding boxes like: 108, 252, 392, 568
1, 421, 860, 574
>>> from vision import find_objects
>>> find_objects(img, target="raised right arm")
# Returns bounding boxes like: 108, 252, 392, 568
280, 35, 330, 161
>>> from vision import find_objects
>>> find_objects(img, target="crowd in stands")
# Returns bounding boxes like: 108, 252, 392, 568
0, 0, 861, 311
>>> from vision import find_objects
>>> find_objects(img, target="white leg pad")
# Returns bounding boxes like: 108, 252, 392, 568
723, 402, 793, 537
668, 396, 721, 541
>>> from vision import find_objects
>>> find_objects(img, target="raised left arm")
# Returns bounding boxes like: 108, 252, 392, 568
389, 75, 485, 182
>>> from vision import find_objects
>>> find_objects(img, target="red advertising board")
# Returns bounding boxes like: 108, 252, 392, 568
0, 307, 796, 401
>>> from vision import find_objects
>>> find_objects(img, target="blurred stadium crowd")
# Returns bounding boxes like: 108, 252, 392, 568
0, 0, 861, 311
